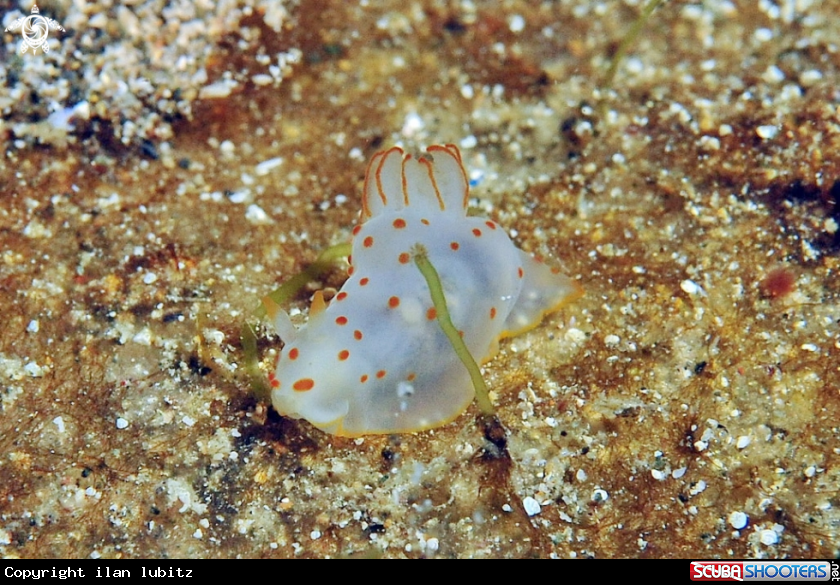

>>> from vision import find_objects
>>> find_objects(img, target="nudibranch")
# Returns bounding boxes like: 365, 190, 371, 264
270, 144, 582, 436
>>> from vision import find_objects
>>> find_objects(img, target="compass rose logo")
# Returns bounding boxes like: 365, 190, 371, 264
5, 4, 65, 54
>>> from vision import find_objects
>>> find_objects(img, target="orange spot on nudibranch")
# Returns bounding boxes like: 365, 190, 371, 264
393, 218, 407, 229
486, 221, 497, 230
353, 329, 363, 340
450, 242, 460, 251
407, 372, 416, 382
348, 265, 355, 276
338, 349, 350, 361
359, 277, 369, 286
352, 225, 362, 236
398, 252, 410, 264
388, 296, 400, 308
376, 370, 387, 379
426, 307, 437, 320
268, 372, 280, 388
335, 316, 348, 325
517, 267, 524, 279
360, 374, 369, 383
472, 228, 482, 237
421, 218, 430, 226
363, 236, 374, 248
490, 306, 497, 319
288, 348, 299, 360
336, 291, 348, 301
293, 378, 315, 392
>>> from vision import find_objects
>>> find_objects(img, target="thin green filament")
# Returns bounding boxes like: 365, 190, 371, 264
601, 0, 665, 100
241, 321, 269, 401
412, 245, 494, 415
255, 242, 352, 319
245, 242, 352, 399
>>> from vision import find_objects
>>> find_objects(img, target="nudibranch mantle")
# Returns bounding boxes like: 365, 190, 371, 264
270, 144, 582, 436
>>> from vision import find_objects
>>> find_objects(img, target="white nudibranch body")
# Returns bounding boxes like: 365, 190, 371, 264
270, 144, 582, 436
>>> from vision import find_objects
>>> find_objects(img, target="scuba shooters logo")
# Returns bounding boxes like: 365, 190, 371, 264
690, 561, 836, 582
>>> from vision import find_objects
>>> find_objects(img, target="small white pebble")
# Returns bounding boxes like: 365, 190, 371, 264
132, 328, 153, 346
116, 417, 129, 429
255, 157, 284, 176
523, 496, 541, 516
576, 468, 587, 481
27, 319, 39, 333
800, 343, 819, 352
762, 65, 785, 84
508, 14, 525, 33
604, 334, 620, 346
199, 81, 235, 99
425, 537, 439, 552
680, 279, 704, 296
698, 135, 720, 151
193, 528, 203, 539
754, 27, 774, 42
736, 435, 751, 449
142, 272, 157, 284
459, 135, 478, 149
401, 112, 424, 137
90, 551, 101, 560
502, 504, 513, 512
799, 69, 823, 86
182, 416, 196, 427
565, 327, 586, 343
245, 204, 273, 225
228, 190, 249, 204
718, 124, 733, 136
220, 140, 235, 157
759, 529, 778, 545
728, 511, 748, 530
24, 361, 44, 377
52, 416, 65, 433
672, 467, 687, 479
756, 125, 779, 140
310, 530, 321, 540
651, 469, 666, 481
252, 74, 274, 86
592, 488, 609, 502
